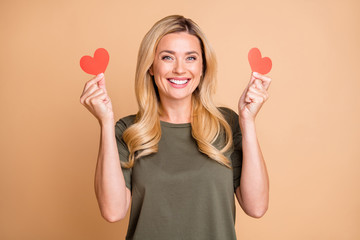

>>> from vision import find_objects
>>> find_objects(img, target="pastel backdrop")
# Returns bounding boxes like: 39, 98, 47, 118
1, 0, 359, 239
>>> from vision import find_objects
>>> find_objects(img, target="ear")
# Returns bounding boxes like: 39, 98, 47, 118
149, 65, 154, 76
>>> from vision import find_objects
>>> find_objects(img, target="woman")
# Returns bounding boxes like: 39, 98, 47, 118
80, 15, 270, 240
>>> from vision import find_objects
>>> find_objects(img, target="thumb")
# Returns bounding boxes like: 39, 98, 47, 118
245, 72, 256, 91
97, 73, 107, 93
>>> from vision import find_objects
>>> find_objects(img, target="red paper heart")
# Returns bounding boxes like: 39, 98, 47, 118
248, 48, 272, 75
80, 48, 109, 75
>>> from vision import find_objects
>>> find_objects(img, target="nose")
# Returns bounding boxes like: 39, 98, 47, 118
173, 59, 186, 74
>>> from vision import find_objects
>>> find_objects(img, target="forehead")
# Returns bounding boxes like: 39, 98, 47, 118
156, 32, 202, 53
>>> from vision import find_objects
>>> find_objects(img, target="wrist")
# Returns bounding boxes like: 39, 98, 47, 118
239, 115, 256, 130
99, 116, 115, 128
238, 113, 255, 124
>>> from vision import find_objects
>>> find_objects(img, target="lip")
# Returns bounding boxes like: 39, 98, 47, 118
167, 77, 190, 81
166, 77, 191, 89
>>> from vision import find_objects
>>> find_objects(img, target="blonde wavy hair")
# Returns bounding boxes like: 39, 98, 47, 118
121, 15, 233, 169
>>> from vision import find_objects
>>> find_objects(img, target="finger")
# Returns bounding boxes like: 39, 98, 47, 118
248, 85, 268, 100
253, 72, 272, 90
88, 91, 106, 104
100, 93, 111, 104
244, 73, 257, 96
95, 91, 110, 103
247, 73, 256, 87
83, 88, 105, 106
80, 83, 100, 104
249, 89, 268, 100
82, 73, 105, 93
253, 80, 269, 98
254, 79, 263, 89
245, 92, 266, 104
245, 92, 257, 103
88, 92, 109, 108
97, 76, 108, 94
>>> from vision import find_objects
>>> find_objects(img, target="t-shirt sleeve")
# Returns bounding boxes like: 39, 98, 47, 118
115, 117, 134, 193
230, 112, 243, 193
219, 107, 243, 193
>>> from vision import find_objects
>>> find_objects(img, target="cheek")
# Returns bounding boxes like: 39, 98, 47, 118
190, 63, 203, 77
153, 63, 172, 77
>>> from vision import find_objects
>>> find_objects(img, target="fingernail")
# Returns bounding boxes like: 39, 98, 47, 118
98, 73, 104, 78
253, 72, 259, 76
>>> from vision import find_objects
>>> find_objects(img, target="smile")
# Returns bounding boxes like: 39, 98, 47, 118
166, 78, 191, 89
168, 79, 189, 85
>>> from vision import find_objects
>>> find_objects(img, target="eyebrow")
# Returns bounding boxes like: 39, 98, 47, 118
159, 50, 200, 56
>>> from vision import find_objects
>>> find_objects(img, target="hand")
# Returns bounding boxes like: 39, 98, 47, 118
238, 72, 272, 122
80, 73, 114, 124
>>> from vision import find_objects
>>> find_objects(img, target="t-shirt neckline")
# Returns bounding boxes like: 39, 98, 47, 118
160, 120, 191, 128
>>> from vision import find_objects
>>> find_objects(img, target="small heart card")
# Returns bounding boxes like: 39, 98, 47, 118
248, 48, 272, 75
80, 48, 109, 75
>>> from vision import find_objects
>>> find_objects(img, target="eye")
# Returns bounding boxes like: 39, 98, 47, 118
187, 56, 197, 61
161, 55, 173, 61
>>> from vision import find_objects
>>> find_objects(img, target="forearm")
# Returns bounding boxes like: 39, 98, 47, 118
237, 119, 269, 218
94, 119, 130, 222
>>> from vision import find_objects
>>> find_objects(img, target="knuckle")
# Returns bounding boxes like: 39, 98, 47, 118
90, 98, 97, 104
85, 97, 91, 106
90, 84, 98, 90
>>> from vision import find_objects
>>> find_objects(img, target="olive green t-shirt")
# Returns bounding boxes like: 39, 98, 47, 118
115, 107, 242, 240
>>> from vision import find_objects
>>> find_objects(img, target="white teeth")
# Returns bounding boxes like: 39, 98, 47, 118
169, 79, 189, 85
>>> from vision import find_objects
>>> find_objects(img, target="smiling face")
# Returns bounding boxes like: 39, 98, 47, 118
150, 32, 203, 105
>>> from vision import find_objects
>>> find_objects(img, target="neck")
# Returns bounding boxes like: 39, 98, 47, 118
159, 97, 192, 123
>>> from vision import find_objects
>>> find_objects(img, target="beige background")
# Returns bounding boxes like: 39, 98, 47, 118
1, 0, 359, 239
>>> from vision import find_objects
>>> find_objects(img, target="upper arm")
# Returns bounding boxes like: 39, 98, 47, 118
115, 117, 135, 193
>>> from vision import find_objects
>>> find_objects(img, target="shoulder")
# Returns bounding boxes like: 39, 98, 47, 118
218, 106, 238, 117
115, 114, 137, 134
217, 107, 239, 128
